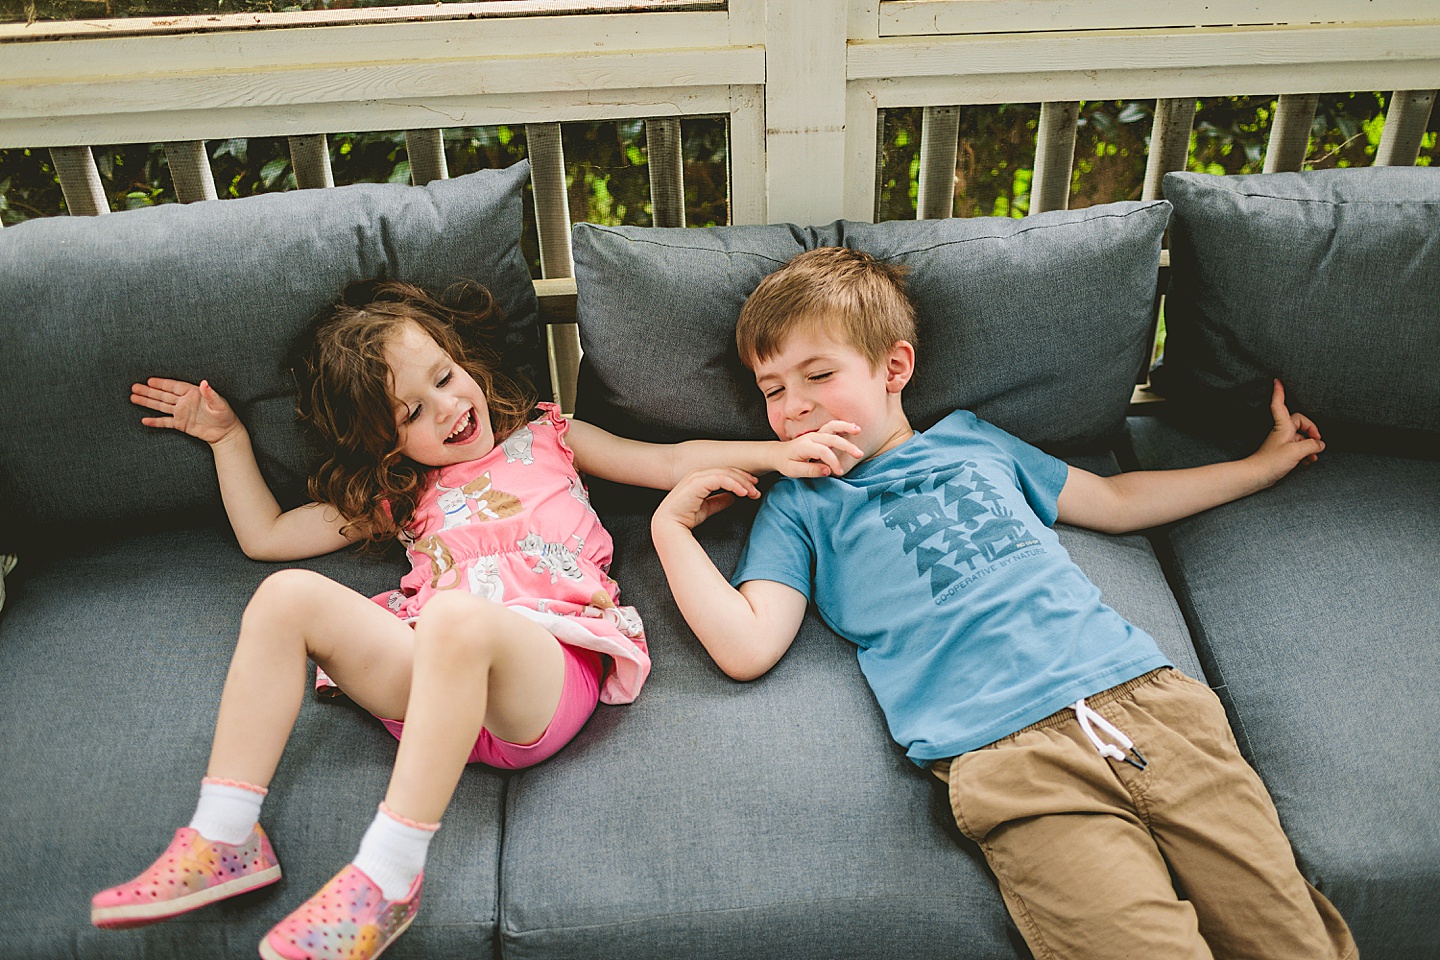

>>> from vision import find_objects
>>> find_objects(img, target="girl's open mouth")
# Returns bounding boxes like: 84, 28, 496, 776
445, 409, 479, 445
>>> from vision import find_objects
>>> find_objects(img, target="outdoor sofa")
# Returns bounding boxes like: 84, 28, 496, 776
0, 160, 1435, 959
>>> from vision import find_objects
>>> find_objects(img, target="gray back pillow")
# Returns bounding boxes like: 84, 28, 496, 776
0, 163, 541, 550
1156, 168, 1440, 453
573, 201, 1170, 452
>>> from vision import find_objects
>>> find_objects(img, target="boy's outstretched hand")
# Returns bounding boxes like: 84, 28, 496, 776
776, 420, 864, 479
654, 467, 762, 532
1250, 379, 1325, 485
131, 378, 242, 446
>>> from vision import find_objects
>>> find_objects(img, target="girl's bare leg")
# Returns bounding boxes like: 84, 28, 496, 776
381, 591, 566, 824
206, 569, 417, 788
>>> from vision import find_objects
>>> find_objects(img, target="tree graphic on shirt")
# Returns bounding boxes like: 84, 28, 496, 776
872, 462, 1039, 599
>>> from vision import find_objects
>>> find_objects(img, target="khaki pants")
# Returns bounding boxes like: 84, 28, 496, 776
933, 669, 1357, 960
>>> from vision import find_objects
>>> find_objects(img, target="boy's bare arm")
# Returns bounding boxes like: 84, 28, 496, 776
651, 467, 807, 680
1058, 380, 1325, 534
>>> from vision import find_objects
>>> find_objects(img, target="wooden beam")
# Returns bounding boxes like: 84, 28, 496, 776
1375, 90, 1437, 167
49, 146, 108, 216
405, 129, 449, 185
765, 0, 848, 224
1263, 93, 1318, 172
645, 118, 686, 228
525, 122, 579, 411
1031, 101, 1078, 214
1142, 98, 1197, 201
879, 0, 1437, 36
163, 140, 218, 203
287, 135, 333, 189
916, 105, 960, 220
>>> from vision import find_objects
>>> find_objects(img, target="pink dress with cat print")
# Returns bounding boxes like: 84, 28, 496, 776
330, 403, 649, 705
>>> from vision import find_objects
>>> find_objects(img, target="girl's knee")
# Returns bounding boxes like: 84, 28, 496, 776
413, 593, 504, 662
244, 569, 330, 622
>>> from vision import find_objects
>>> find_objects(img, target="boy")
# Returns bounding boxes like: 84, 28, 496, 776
650, 248, 1356, 960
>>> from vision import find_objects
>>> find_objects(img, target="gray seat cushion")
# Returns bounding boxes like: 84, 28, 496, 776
496, 452, 1201, 960
0, 530, 507, 959
1129, 415, 1440, 960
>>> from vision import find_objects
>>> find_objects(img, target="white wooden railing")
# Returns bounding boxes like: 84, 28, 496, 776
3, 0, 1438, 408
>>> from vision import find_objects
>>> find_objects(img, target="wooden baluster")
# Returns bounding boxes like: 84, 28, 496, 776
163, 141, 218, 203
50, 146, 109, 216
1375, 90, 1437, 167
1142, 98, 1197, 200
916, 105, 961, 220
405, 129, 449, 186
645, 118, 686, 228
525, 122, 579, 412
1031, 101, 1079, 214
1263, 94, 1319, 173
287, 135, 334, 189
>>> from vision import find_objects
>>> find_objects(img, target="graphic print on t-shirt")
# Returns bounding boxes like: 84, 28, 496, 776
869, 462, 1042, 601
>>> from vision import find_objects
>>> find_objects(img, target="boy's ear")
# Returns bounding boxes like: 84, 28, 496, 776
884, 340, 915, 393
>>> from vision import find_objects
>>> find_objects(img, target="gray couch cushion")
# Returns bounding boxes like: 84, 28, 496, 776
496, 453, 1201, 960
0, 530, 506, 959
1129, 416, 1440, 959
574, 201, 1170, 454
1155, 168, 1440, 454
0, 163, 542, 552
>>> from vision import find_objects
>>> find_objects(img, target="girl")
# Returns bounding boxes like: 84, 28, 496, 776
92, 280, 863, 960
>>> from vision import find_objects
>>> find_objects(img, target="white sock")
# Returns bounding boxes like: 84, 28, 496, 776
352, 804, 439, 900
188, 778, 265, 846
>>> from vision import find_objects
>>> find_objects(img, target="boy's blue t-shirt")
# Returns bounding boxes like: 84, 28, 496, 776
731, 409, 1171, 766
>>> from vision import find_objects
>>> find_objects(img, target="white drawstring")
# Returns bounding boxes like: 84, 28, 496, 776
1073, 698, 1149, 770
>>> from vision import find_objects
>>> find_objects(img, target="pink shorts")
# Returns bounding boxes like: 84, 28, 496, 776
379, 643, 603, 771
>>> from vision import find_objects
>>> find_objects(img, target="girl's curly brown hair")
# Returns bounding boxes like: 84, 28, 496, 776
291, 279, 537, 549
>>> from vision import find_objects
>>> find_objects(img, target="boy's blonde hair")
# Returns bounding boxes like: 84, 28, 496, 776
736, 247, 917, 369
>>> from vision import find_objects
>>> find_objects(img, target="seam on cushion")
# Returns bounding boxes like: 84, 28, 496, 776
1177, 194, 1440, 207
581, 227, 792, 264
865, 207, 1168, 262
500, 893, 985, 939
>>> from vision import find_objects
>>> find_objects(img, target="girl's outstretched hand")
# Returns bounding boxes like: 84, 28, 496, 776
777, 420, 865, 478
653, 467, 761, 532
131, 378, 242, 445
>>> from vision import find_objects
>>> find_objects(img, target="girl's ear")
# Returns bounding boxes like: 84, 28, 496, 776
884, 340, 915, 393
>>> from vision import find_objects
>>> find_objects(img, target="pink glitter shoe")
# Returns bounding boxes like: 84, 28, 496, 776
91, 825, 281, 929
259, 864, 421, 960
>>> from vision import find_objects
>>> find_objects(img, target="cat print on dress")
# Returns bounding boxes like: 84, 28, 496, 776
413, 535, 462, 590
501, 425, 535, 465
436, 472, 523, 529
584, 590, 645, 639
466, 555, 506, 602
518, 532, 585, 583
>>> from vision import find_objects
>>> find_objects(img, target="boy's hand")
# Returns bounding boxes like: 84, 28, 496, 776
776, 420, 864, 478
1250, 379, 1325, 486
653, 467, 761, 532
131, 378, 242, 446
